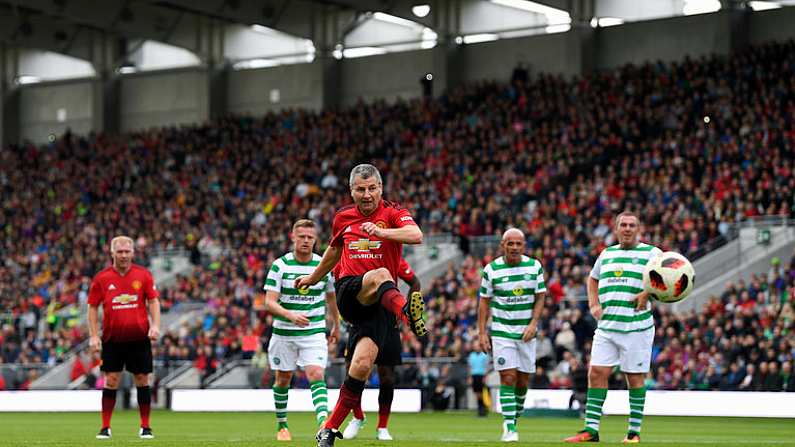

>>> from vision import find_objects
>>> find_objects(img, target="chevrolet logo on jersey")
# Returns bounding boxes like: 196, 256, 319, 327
349, 239, 382, 251
111, 294, 138, 305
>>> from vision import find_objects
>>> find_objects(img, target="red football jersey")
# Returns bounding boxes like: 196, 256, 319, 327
398, 258, 415, 283
330, 200, 417, 282
88, 264, 159, 343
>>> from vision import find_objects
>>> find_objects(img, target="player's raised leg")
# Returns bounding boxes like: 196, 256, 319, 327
358, 268, 427, 337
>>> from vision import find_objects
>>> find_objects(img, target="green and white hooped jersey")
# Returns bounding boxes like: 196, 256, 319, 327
590, 242, 662, 333
479, 255, 546, 341
264, 252, 333, 337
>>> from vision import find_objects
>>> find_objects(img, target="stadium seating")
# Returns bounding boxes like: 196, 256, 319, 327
2, 40, 795, 393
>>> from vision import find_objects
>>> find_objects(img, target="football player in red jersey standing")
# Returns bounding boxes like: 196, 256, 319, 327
88, 236, 160, 440
295, 164, 427, 447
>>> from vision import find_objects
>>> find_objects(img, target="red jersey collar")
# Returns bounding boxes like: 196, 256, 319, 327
111, 265, 133, 277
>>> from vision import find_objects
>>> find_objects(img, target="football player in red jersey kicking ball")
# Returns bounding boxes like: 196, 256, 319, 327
295, 164, 428, 447
88, 236, 160, 440
342, 257, 422, 441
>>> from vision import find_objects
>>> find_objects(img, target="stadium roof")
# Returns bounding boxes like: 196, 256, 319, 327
1, 0, 792, 74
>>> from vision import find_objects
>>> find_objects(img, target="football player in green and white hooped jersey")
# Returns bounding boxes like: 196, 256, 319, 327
264, 219, 341, 442
564, 211, 662, 444
478, 228, 546, 443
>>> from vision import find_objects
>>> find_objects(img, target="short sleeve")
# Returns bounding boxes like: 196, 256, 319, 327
329, 213, 345, 247
535, 264, 547, 294
590, 251, 604, 280
264, 260, 282, 293
479, 266, 493, 299
389, 207, 416, 228
145, 272, 159, 300
88, 278, 103, 306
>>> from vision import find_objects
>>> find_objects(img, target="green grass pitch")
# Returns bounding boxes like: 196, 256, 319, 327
5, 410, 794, 446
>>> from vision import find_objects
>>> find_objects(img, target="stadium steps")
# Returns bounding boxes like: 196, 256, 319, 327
149, 249, 193, 288
675, 218, 795, 313
403, 235, 462, 293
160, 361, 201, 390
205, 359, 250, 388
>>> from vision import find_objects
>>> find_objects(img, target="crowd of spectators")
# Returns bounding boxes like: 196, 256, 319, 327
2, 40, 795, 392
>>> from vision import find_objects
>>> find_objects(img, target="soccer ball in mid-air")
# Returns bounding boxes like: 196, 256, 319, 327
643, 251, 695, 303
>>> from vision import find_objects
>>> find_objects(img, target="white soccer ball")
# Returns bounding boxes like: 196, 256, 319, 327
642, 251, 695, 303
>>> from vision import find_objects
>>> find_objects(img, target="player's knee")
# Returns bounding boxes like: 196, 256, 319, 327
306, 368, 324, 382
133, 374, 149, 387
350, 356, 375, 379
588, 366, 609, 383
371, 268, 392, 285
104, 373, 120, 388
500, 374, 517, 386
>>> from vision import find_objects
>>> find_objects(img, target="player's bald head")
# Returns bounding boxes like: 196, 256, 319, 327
502, 228, 525, 242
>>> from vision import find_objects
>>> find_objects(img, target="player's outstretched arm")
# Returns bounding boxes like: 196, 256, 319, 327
295, 245, 342, 288
362, 222, 423, 245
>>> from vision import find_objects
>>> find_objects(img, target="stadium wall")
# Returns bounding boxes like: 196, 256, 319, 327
594, 12, 732, 70
340, 49, 437, 105
227, 62, 324, 115
119, 68, 209, 132
749, 6, 795, 44
19, 79, 94, 143
459, 31, 578, 82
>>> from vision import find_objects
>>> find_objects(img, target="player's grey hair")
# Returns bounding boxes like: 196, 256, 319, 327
502, 228, 525, 241
349, 163, 382, 186
110, 235, 135, 253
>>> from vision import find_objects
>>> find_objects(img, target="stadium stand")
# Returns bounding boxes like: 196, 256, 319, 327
1, 40, 794, 396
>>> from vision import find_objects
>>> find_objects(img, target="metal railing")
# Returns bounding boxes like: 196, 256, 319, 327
203, 358, 247, 387
157, 361, 195, 389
